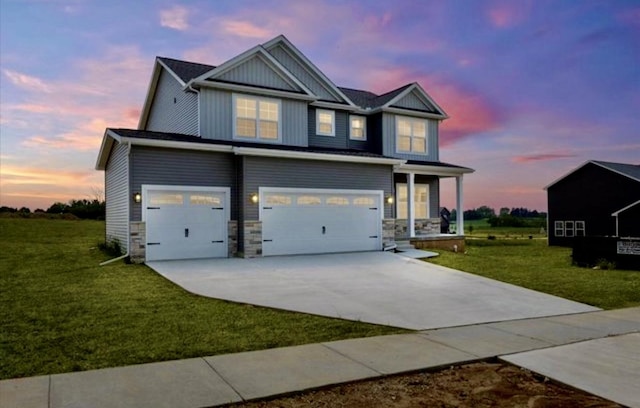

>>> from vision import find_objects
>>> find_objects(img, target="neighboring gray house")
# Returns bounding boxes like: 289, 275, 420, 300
96, 35, 473, 262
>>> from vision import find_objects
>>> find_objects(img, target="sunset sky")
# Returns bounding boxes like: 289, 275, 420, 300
1, 0, 638, 211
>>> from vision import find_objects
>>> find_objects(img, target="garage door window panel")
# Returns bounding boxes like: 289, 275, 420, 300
189, 194, 222, 206
265, 194, 292, 206
327, 196, 350, 205
150, 193, 184, 206
298, 196, 322, 205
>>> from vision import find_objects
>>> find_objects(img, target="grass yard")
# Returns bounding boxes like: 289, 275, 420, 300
427, 238, 640, 310
0, 219, 403, 380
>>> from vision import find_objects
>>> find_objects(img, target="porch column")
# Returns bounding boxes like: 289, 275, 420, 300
456, 175, 464, 236
408, 172, 415, 238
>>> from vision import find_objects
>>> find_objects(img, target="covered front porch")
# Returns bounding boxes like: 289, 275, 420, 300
391, 161, 474, 250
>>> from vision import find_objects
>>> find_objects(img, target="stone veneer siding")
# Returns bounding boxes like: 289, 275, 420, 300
395, 218, 441, 239
129, 221, 146, 263
228, 220, 238, 257
243, 220, 263, 258
383, 219, 395, 247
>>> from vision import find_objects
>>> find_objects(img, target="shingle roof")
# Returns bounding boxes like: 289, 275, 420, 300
593, 160, 640, 182
108, 128, 394, 159
405, 160, 474, 172
157, 57, 215, 83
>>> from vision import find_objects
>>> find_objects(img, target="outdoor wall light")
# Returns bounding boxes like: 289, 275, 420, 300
133, 192, 142, 203
250, 193, 259, 204
386, 195, 394, 205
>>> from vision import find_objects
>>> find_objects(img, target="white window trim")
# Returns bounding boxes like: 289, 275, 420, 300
565, 221, 575, 237
395, 183, 430, 219
396, 116, 428, 154
316, 109, 335, 136
349, 115, 367, 140
554, 221, 564, 237
575, 220, 585, 236
232, 93, 282, 143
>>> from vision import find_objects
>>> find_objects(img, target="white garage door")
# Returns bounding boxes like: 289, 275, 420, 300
260, 188, 383, 256
143, 186, 229, 261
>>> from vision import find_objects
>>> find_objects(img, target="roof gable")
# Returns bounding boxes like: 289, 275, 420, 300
384, 83, 447, 117
188, 45, 315, 96
262, 35, 356, 106
545, 160, 640, 190
157, 57, 215, 85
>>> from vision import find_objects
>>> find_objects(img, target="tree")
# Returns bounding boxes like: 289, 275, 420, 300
499, 207, 510, 216
18, 207, 31, 213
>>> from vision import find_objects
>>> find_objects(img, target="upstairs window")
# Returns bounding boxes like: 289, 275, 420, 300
350, 116, 366, 140
234, 94, 280, 141
396, 116, 427, 154
316, 109, 335, 136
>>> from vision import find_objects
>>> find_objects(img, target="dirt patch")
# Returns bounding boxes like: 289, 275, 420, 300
229, 362, 620, 408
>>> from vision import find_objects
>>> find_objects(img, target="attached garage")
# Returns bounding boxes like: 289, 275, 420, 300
260, 187, 383, 256
143, 185, 230, 261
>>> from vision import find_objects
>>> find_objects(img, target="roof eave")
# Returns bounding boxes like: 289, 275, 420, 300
395, 162, 475, 176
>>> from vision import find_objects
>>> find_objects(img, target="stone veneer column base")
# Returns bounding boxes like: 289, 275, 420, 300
243, 220, 263, 258
228, 220, 238, 257
129, 221, 146, 263
395, 218, 442, 239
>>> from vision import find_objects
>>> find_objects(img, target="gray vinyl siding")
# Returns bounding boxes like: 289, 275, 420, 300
308, 108, 349, 149
105, 142, 129, 252
243, 156, 394, 219
129, 147, 236, 221
382, 113, 439, 162
146, 69, 198, 135
391, 90, 435, 111
267, 45, 341, 102
217, 55, 297, 92
199, 88, 307, 146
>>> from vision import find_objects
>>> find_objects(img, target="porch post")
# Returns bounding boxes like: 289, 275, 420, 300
456, 175, 464, 236
408, 172, 415, 238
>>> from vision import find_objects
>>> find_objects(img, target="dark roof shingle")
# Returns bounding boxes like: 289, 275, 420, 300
593, 160, 640, 182
157, 57, 215, 83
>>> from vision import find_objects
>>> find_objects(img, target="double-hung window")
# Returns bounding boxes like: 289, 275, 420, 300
316, 109, 335, 136
396, 183, 429, 219
396, 117, 427, 154
234, 94, 280, 141
350, 115, 366, 140
554, 221, 564, 237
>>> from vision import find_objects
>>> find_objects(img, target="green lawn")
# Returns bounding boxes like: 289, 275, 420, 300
427, 238, 640, 310
0, 219, 403, 380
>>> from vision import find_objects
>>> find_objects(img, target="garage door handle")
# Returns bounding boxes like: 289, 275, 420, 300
263, 239, 273, 242
211, 207, 223, 210
369, 236, 378, 239
185, 228, 189, 238
263, 207, 273, 210
369, 207, 378, 210
147, 207, 160, 210
322, 226, 326, 234
147, 242, 160, 246
211, 240, 224, 243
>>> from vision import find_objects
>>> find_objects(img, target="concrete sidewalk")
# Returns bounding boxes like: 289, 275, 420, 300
2, 307, 639, 408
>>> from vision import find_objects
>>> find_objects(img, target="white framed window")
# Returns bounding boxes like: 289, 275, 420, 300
396, 116, 427, 154
350, 115, 366, 140
565, 221, 575, 237
316, 109, 335, 136
575, 221, 585, 236
554, 221, 564, 237
396, 183, 429, 219
233, 94, 281, 141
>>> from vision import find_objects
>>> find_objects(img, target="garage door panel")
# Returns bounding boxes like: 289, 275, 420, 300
144, 187, 228, 261
261, 189, 382, 256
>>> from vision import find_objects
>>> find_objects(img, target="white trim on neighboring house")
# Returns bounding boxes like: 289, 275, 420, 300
545, 160, 640, 190
612, 199, 640, 237
262, 35, 358, 108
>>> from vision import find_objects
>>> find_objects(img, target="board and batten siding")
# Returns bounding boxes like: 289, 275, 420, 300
267, 45, 341, 102
390, 90, 435, 111
217, 55, 298, 92
146, 69, 198, 135
307, 108, 348, 149
242, 156, 394, 220
129, 147, 236, 221
382, 113, 439, 161
199, 88, 308, 146
105, 142, 130, 251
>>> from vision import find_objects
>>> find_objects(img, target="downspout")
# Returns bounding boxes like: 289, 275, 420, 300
100, 141, 133, 266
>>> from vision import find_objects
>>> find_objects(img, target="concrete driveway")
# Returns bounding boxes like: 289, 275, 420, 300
147, 251, 599, 330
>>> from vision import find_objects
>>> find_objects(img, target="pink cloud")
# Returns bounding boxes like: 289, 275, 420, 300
2, 69, 52, 93
222, 20, 273, 39
512, 153, 577, 163
486, 1, 531, 28
159, 5, 190, 31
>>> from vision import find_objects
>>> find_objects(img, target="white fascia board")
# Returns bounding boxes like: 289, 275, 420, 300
544, 160, 592, 190
411, 83, 449, 118
262, 35, 358, 108
382, 83, 450, 119
233, 146, 405, 166
369, 106, 448, 120
189, 45, 262, 84
612, 199, 640, 216
395, 163, 475, 176
137, 61, 163, 130
119, 136, 234, 153
95, 130, 120, 170
310, 100, 359, 111
156, 58, 187, 86
191, 80, 318, 101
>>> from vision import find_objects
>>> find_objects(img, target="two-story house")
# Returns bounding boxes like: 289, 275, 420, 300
96, 35, 474, 262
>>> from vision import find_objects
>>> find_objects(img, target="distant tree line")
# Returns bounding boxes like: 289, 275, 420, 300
0, 199, 105, 220
450, 206, 547, 228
